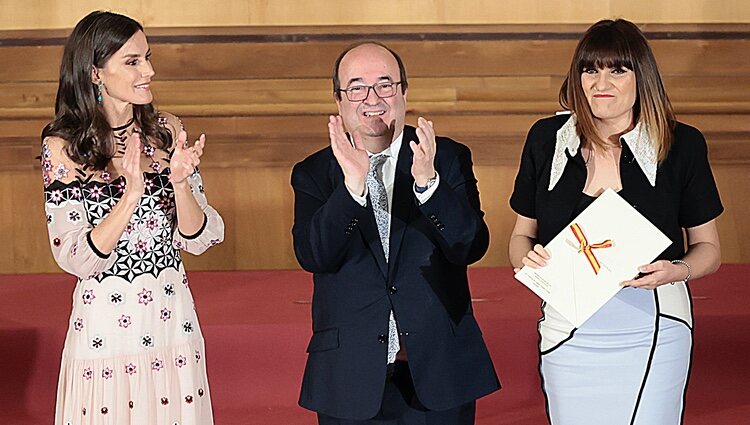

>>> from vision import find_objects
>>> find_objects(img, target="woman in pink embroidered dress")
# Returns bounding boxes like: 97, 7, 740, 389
41, 11, 224, 425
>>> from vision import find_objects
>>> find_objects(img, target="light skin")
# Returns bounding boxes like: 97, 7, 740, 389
329, 43, 436, 196
509, 65, 721, 288
88, 31, 206, 254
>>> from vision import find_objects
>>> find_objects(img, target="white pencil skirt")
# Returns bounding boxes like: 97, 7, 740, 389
539, 287, 692, 425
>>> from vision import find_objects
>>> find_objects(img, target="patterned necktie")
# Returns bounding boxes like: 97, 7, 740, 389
366, 154, 400, 363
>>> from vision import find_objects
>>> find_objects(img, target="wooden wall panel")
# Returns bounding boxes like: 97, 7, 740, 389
3, 0, 750, 30
1, 25, 749, 273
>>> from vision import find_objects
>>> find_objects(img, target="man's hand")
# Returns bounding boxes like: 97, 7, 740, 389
409, 117, 437, 186
329, 115, 369, 195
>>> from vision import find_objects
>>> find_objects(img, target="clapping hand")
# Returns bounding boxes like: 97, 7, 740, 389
409, 117, 437, 186
328, 115, 369, 195
122, 132, 145, 202
170, 130, 205, 185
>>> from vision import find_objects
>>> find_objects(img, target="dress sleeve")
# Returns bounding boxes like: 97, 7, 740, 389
509, 122, 540, 219
170, 171, 225, 255
677, 129, 724, 228
159, 112, 225, 255
42, 137, 116, 278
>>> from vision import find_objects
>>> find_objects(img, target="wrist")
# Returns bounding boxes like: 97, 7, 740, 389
669, 259, 691, 285
414, 171, 436, 188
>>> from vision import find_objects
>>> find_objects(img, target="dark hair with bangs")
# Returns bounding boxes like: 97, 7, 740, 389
41, 10, 172, 170
559, 19, 675, 162
332, 41, 409, 101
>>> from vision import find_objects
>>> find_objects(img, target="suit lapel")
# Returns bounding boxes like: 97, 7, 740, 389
387, 127, 417, 280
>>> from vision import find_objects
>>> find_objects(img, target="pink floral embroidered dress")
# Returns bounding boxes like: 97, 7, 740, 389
41, 113, 223, 425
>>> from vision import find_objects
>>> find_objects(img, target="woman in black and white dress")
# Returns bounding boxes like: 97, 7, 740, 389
508, 19, 722, 425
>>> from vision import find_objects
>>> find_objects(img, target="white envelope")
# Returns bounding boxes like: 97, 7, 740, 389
514, 188, 671, 327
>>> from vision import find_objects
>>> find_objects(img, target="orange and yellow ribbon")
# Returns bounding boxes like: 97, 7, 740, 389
570, 223, 613, 275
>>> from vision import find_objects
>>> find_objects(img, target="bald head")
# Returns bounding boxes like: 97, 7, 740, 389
332, 41, 408, 101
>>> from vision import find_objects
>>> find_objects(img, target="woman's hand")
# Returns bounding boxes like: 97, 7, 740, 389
621, 260, 689, 289
122, 132, 145, 203
515, 244, 550, 273
170, 130, 205, 186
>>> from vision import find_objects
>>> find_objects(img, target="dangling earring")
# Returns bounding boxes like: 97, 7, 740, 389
97, 82, 103, 104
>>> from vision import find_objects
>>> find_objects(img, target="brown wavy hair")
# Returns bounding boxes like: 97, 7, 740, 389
41, 11, 171, 170
559, 19, 676, 162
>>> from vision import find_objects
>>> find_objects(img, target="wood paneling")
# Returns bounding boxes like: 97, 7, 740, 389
2, 0, 750, 30
1, 25, 749, 273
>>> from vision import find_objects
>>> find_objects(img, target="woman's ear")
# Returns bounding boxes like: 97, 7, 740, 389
91, 66, 100, 84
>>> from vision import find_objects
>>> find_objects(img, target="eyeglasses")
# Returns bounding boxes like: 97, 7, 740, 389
338, 81, 402, 102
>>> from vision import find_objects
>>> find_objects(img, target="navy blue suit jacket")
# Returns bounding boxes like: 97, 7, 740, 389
291, 125, 500, 420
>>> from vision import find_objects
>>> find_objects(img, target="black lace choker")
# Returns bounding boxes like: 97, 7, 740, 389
111, 117, 135, 132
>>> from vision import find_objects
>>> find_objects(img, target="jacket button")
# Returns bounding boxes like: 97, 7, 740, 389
377, 334, 386, 344
389, 285, 397, 294
429, 214, 437, 220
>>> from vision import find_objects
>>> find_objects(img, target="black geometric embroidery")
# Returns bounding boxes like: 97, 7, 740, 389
45, 171, 184, 281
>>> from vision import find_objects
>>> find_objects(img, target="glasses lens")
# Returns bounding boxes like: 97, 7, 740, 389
346, 86, 368, 101
374, 82, 396, 98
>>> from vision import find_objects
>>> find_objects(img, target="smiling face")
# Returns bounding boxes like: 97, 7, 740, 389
335, 43, 407, 146
581, 65, 637, 129
93, 30, 154, 108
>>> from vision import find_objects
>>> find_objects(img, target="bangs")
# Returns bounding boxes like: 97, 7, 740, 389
576, 28, 634, 72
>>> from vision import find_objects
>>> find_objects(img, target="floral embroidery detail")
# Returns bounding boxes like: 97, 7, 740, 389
90, 336, 104, 350
102, 367, 113, 380
101, 407, 108, 415
137, 288, 153, 306
70, 243, 78, 256
115, 179, 127, 194
150, 161, 162, 173
125, 222, 135, 234
182, 320, 194, 334
182, 274, 189, 287
67, 210, 82, 223
70, 187, 82, 199
210, 239, 221, 247
82, 407, 86, 416
160, 307, 172, 321
146, 215, 159, 231
161, 397, 169, 405
125, 363, 137, 375
197, 388, 204, 397
185, 395, 194, 404
118, 315, 132, 329
141, 334, 154, 348
145, 178, 155, 192
100, 171, 111, 183
151, 358, 164, 371
109, 291, 124, 305
53, 237, 61, 247
82, 289, 95, 304
129, 401, 134, 409
54, 163, 70, 180
175, 355, 187, 368
46, 214, 53, 224
89, 186, 105, 201
143, 145, 155, 157
73, 317, 83, 331
195, 350, 201, 362
134, 239, 149, 255
158, 116, 168, 127
163, 283, 175, 297
173, 240, 184, 249
49, 190, 64, 203
83, 367, 93, 380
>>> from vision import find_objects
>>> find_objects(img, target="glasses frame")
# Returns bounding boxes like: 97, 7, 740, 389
337, 81, 403, 102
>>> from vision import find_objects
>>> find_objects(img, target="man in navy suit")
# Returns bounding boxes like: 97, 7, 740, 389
291, 41, 500, 425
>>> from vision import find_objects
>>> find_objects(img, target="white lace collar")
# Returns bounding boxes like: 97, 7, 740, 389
549, 114, 657, 191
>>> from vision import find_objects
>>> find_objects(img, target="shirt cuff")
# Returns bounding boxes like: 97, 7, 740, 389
414, 172, 440, 204
346, 184, 368, 207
